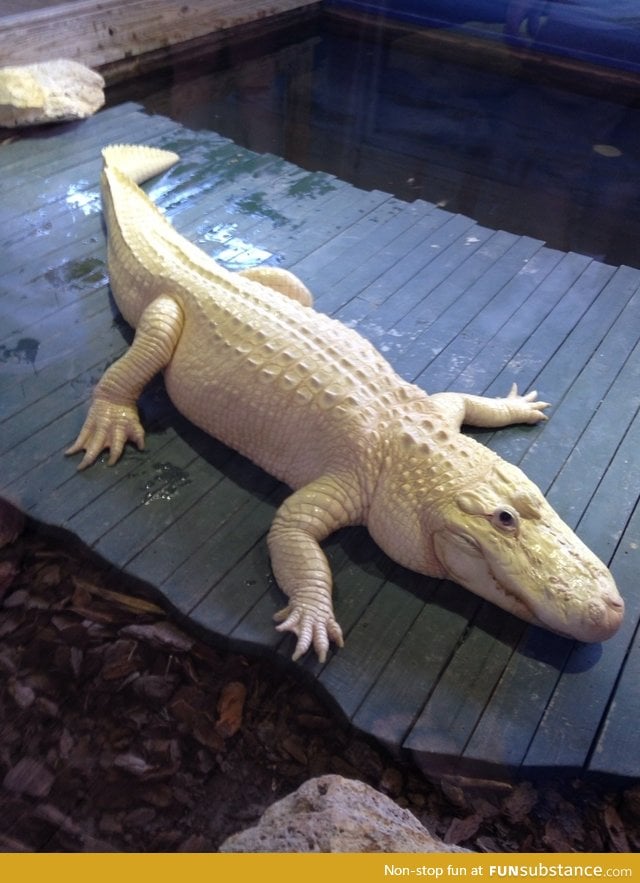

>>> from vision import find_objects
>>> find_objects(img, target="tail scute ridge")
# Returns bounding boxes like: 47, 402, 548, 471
101, 144, 180, 185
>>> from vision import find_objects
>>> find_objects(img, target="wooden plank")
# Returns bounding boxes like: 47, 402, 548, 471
0, 0, 320, 70
391, 233, 543, 382
0, 336, 113, 456
336, 220, 499, 363
365, 227, 519, 343
525, 612, 640, 777
502, 267, 629, 465
92, 441, 264, 570
315, 581, 425, 720
335, 212, 478, 325
1, 288, 118, 404
169, 147, 393, 271
449, 253, 607, 399
0, 401, 92, 497
541, 283, 640, 515
457, 285, 640, 774
436, 254, 616, 470
0, 102, 149, 178
523, 375, 640, 774
402, 257, 637, 775
292, 196, 427, 285
0, 107, 179, 206
194, 538, 282, 654
3, 102, 640, 781
179, 486, 285, 624
350, 578, 479, 752
461, 628, 571, 772
312, 205, 453, 314
403, 603, 527, 771
6, 422, 172, 530
1, 291, 126, 426
482, 264, 640, 448
0, 128, 185, 267
574, 398, 640, 568
411, 245, 566, 392
589, 499, 640, 778
2, 312, 132, 433
164, 151, 337, 233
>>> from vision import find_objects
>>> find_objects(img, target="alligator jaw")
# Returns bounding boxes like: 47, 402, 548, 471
431, 527, 541, 627
432, 525, 624, 644
541, 570, 624, 644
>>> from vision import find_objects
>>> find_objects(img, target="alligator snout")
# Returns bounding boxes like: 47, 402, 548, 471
552, 566, 625, 644
577, 581, 625, 643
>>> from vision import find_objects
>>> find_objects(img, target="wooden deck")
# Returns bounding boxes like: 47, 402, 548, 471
2, 102, 640, 782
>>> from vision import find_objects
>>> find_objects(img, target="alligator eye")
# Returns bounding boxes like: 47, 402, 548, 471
491, 507, 519, 533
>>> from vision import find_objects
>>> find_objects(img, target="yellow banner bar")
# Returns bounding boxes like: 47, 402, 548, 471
3, 853, 640, 883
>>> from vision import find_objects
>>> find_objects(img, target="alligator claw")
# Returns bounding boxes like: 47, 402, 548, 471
274, 602, 344, 663
66, 400, 145, 470
506, 383, 550, 424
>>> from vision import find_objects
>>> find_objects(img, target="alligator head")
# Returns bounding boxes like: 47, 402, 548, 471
368, 432, 624, 643
432, 458, 623, 642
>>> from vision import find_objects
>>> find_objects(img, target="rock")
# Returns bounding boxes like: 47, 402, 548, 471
0, 59, 104, 128
219, 775, 470, 853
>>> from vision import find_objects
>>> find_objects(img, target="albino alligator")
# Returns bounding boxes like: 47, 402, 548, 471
67, 144, 624, 661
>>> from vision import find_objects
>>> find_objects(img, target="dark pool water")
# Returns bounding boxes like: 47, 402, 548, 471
107, 14, 640, 268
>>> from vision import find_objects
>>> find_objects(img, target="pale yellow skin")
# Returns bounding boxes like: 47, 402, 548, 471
67, 145, 624, 661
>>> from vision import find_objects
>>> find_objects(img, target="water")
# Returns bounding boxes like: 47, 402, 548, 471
142, 462, 192, 505
107, 14, 640, 268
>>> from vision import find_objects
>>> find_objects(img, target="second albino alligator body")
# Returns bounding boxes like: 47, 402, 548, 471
67, 145, 624, 661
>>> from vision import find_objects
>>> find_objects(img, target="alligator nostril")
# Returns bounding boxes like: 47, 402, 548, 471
606, 595, 624, 611
579, 589, 624, 642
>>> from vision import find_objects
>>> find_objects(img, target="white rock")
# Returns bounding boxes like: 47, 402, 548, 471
0, 59, 105, 127
219, 774, 470, 853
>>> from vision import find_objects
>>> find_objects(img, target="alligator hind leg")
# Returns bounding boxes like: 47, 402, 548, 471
66, 294, 183, 469
431, 383, 550, 430
238, 266, 313, 307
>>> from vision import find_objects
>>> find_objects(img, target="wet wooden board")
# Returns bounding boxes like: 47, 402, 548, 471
2, 102, 639, 782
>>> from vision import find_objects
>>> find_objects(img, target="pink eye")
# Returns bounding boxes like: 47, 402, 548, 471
491, 507, 520, 533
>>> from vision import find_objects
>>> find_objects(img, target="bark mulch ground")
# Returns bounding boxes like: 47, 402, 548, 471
1, 503, 638, 853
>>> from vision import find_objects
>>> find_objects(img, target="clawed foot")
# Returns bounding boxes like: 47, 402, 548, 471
506, 383, 550, 424
66, 399, 145, 470
274, 600, 344, 663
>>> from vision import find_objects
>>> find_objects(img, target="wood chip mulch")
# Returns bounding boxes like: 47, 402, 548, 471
1, 503, 639, 853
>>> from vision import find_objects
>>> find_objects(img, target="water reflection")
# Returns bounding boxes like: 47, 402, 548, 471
107, 15, 640, 268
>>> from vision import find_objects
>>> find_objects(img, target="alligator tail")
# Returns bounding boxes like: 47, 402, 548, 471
102, 144, 179, 185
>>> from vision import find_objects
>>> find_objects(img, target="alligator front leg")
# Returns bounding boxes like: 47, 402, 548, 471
268, 475, 363, 662
431, 383, 550, 430
66, 295, 184, 470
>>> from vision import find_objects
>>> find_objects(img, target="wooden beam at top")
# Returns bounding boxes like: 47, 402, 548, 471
0, 0, 320, 70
